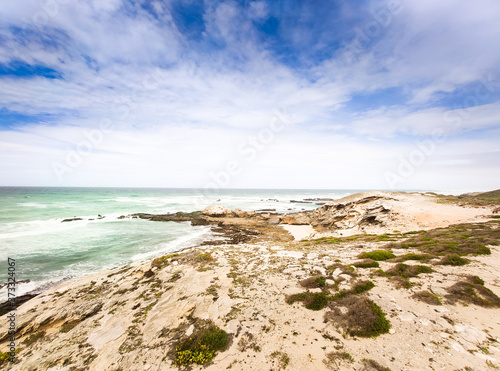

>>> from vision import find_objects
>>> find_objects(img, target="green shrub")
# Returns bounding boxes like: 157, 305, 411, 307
174, 324, 229, 366
396, 253, 432, 262
286, 292, 330, 311
353, 259, 380, 268
359, 250, 395, 261
471, 276, 485, 285
438, 254, 469, 266
325, 297, 390, 338
299, 276, 327, 289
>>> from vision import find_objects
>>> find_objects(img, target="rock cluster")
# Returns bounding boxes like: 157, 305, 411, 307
202, 205, 232, 216
309, 196, 393, 230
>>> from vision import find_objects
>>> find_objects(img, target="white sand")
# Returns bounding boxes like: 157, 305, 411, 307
280, 224, 316, 240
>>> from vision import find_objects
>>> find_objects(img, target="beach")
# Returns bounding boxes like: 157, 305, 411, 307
1, 190, 500, 370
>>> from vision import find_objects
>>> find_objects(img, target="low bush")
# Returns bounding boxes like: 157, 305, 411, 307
358, 250, 395, 261
174, 323, 229, 366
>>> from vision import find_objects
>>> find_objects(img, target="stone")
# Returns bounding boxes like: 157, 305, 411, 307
202, 205, 232, 216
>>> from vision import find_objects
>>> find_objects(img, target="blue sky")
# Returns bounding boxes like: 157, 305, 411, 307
0, 0, 499, 191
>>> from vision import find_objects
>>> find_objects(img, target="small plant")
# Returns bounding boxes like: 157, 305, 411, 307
299, 276, 327, 289
486, 360, 500, 369
0, 351, 12, 365
362, 358, 392, 370
351, 281, 375, 295
358, 250, 395, 261
197, 253, 213, 261
471, 276, 485, 285
378, 263, 434, 288
152, 253, 178, 269
270, 351, 290, 369
174, 323, 229, 366
323, 351, 354, 369
316, 277, 326, 287
286, 292, 330, 311
353, 259, 380, 268
395, 253, 432, 262
412, 291, 442, 305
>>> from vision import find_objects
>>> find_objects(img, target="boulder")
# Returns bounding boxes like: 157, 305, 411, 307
280, 213, 311, 225
202, 205, 232, 217
233, 208, 248, 218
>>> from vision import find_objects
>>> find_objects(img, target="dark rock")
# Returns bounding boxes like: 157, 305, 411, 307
0, 293, 38, 316
61, 218, 83, 223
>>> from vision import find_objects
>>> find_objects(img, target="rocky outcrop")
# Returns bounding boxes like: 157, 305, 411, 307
280, 213, 312, 225
308, 196, 393, 231
202, 205, 233, 217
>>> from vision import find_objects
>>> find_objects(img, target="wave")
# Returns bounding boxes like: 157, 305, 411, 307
16, 202, 48, 208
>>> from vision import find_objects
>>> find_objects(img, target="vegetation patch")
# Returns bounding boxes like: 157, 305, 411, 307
326, 263, 358, 277
445, 276, 500, 308
437, 254, 469, 266
197, 253, 213, 261
353, 259, 379, 268
286, 292, 330, 311
411, 290, 442, 305
0, 351, 12, 365
362, 358, 392, 371
332, 281, 375, 301
237, 332, 261, 352
22, 330, 46, 346
173, 321, 229, 366
152, 253, 179, 269
393, 253, 433, 262
358, 250, 395, 261
270, 351, 290, 370
60, 320, 81, 333
300, 275, 327, 288
325, 297, 390, 338
386, 221, 497, 257
323, 351, 354, 369
287, 281, 375, 310
377, 263, 434, 288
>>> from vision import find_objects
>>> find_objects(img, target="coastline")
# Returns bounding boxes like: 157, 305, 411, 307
1, 190, 500, 370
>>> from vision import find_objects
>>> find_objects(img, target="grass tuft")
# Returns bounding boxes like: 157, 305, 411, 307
411, 290, 442, 305
362, 358, 392, 371
353, 259, 380, 268
358, 250, 395, 261
438, 254, 469, 266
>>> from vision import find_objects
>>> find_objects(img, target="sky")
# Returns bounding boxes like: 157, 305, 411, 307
0, 0, 499, 192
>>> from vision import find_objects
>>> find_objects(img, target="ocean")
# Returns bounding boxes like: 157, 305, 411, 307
0, 187, 363, 296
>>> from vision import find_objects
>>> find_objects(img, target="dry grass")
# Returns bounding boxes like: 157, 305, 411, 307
411, 290, 442, 305
325, 296, 390, 338
445, 276, 500, 308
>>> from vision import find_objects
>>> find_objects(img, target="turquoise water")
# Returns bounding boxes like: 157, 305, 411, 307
0, 187, 361, 295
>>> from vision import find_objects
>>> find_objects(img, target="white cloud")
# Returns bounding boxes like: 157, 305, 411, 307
0, 0, 499, 190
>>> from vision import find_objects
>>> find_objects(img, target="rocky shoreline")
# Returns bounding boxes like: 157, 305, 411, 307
1, 191, 500, 370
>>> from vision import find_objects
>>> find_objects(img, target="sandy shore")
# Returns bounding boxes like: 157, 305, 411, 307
1, 191, 499, 370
